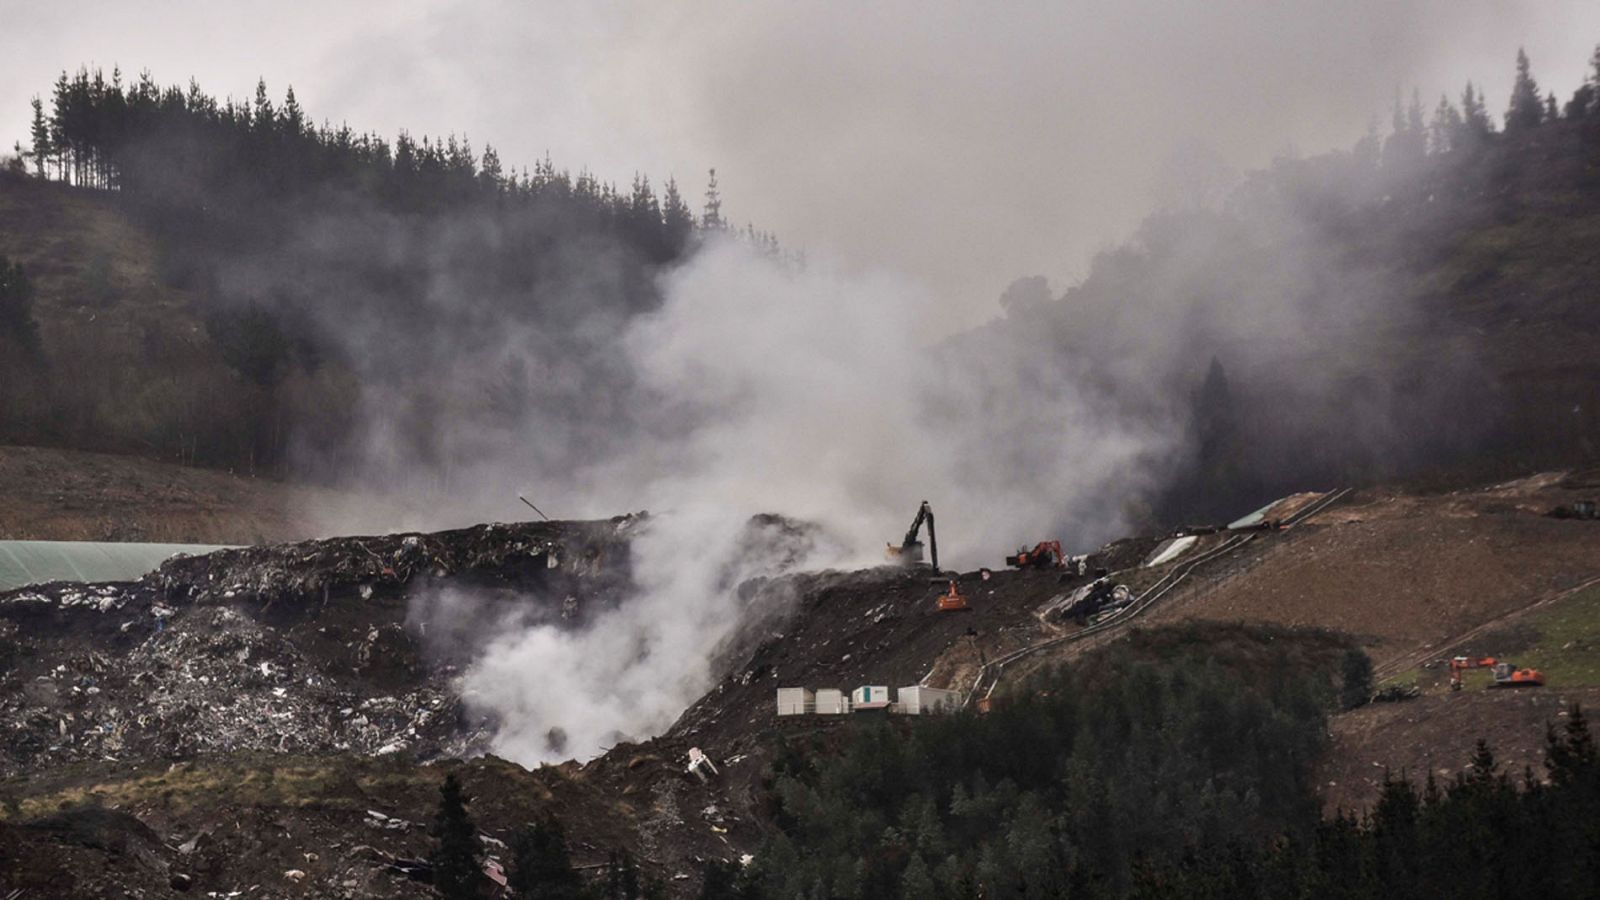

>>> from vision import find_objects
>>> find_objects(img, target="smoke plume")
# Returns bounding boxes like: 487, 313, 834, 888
392, 236, 1168, 765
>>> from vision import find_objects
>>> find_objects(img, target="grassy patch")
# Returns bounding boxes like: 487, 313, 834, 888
1515, 585, 1600, 688
1447, 585, 1600, 692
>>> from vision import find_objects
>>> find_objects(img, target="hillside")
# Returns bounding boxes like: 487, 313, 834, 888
0, 444, 406, 543
1, 470, 1596, 895
6, 53, 1600, 900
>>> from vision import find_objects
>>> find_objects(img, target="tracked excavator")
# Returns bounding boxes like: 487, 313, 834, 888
1007, 540, 1065, 570
1448, 656, 1545, 690
886, 501, 938, 573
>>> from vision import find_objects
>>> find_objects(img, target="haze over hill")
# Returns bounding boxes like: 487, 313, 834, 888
5, 1, 1600, 329
4, 6, 1600, 898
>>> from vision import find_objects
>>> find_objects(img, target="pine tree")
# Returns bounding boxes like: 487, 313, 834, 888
28, 98, 50, 177
1591, 42, 1600, 104
252, 78, 274, 134
900, 854, 935, 899
508, 816, 586, 900
1430, 94, 1462, 154
1460, 82, 1493, 143
661, 176, 694, 255
599, 849, 649, 899
1340, 649, 1374, 710
280, 86, 304, 137
0, 257, 41, 356
1468, 738, 1498, 785
429, 773, 484, 899
1505, 48, 1544, 131
479, 144, 504, 191
702, 168, 724, 230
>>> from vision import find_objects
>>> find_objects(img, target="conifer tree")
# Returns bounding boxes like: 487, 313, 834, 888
1430, 94, 1462, 154
0, 257, 41, 356
508, 816, 586, 900
702, 168, 724, 230
280, 86, 304, 137
430, 773, 484, 899
28, 97, 49, 176
661, 177, 694, 254
1340, 648, 1374, 710
1505, 48, 1544, 131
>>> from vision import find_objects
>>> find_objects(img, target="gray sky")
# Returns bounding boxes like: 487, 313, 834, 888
3, 0, 1598, 328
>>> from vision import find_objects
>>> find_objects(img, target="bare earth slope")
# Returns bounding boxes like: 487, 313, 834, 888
0, 444, 405, 544
1144, 472, 1600, 669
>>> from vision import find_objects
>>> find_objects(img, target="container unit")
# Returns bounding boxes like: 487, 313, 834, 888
776, 687, 815, 716
815, 688, 850, 714
896, 685, 961, 715
851, 685, 893, 711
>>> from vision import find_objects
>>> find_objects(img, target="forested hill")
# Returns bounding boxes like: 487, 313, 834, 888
0, 68, 778, 479
5, 51, 1600, 532
952, 46, 1600, 527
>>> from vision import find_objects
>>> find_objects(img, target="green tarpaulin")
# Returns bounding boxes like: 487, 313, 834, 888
0, 541, 233, 592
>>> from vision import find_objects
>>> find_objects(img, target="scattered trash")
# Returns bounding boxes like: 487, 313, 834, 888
686, 747, 720, 782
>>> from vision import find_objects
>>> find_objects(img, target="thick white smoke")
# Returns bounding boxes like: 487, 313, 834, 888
442, 236, 1171, 765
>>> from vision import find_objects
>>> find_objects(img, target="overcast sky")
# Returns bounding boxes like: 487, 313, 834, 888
4, 1, 1598, 327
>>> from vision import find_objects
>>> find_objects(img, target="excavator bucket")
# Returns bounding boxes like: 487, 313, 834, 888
937, 580, 970, 612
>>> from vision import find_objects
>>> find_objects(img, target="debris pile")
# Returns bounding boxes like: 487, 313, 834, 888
0, 518, 643, 776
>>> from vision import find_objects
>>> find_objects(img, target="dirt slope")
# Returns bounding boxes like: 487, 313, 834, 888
0, 444, 406, 543
1317, 687, 1600, 813
1143, 473, 1600, 669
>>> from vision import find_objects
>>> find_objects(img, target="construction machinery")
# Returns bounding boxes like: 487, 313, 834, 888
1006, 540, 1065, 570
936, 579, 970, 612
1448, 656, 1545, 690
887, 501, 938, 572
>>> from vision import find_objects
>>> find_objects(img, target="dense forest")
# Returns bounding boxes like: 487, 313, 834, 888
943, 43, 1600, 527
706, 630, 1599, 899
418, 623, 1599, 899
4, 44, 1600, 529
0, 68, 778, 480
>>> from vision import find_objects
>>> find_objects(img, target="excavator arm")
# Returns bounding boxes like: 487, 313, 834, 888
889, 501, 938, 572
901, 501, 938, 572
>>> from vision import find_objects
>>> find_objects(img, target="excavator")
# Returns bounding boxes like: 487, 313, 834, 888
936, 579, 970, 612
1448, 656, 1545, 690
1006, 540, 1065, 570
886, 501, 938, 573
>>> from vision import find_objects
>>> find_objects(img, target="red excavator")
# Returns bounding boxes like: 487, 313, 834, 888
1006, 540, 1065, 570
1448, 656, 1544, 690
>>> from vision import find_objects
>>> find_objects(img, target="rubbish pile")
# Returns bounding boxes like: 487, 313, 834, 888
0, 517, 643, 776
1039, 577, 1133, 624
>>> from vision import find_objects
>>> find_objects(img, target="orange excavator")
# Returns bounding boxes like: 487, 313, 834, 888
1448, 656, 1544, 690
937, 579, 970, 612
1006, 540, 1065, 570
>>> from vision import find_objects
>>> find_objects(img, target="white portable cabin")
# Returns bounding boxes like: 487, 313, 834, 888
851, 685, 893, 711
776, 688, 815, 716
896, 685, 960, 715
815, 688, 850, 714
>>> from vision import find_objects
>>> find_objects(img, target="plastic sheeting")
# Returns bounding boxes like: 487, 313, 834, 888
1144, 534, 1199, 567
0, 541, 232, 592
